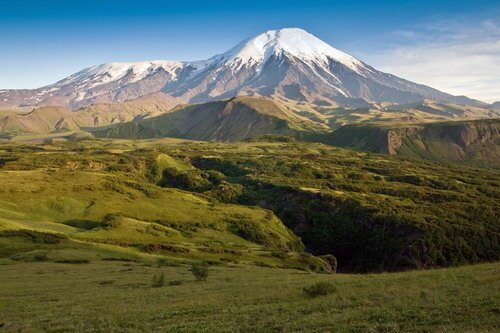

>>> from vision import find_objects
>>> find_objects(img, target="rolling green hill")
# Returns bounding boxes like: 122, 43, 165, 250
0, 140, 330, 272
1, 138, 498, 273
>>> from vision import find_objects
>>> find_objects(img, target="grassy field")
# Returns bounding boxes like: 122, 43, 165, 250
0, 137, 498, 331
0, 260, 498, 332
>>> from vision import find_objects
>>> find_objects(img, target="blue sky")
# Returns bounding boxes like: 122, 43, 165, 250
1, 0, 499, 102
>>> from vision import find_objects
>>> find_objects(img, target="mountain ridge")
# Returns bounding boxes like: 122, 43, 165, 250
0, 28, 485, 109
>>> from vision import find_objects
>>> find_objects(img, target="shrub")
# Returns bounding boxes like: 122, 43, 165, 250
303, 281, 336, 298
101, 213, 123, 230
55, 259, 90, 264
159, 168, 212, 192
34, 253, 48, 261
205, 181, 244, 203
151, 273, 165, 288
140, 243, 190, 253
190, 262, 209, 281
101, 257, 136, 262
9, 251, 49, 262
206, 170, 226, 185
168, 280, 183, 286
253, 261, 273, 268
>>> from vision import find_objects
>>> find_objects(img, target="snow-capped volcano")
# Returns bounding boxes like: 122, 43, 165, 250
217, 28, 365, 73
0, 28, 483, 109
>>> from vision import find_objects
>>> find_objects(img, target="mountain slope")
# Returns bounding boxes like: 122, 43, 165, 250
0, 28, 484, 109
0, 94, 177, 135
94, 96, 327, 141
316, 118, 500, 167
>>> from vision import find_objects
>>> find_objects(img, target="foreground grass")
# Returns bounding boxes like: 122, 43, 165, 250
0, 261, 498, 332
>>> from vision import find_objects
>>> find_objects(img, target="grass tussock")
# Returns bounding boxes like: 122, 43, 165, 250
303, 281, 336, 298
151, 273, 165, 288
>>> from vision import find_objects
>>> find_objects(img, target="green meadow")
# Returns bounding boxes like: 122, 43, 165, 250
0, 137, 499, 331
0, 261, 498, 332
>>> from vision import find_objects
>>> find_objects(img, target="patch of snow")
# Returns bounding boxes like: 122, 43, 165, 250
55, 60, 186, 90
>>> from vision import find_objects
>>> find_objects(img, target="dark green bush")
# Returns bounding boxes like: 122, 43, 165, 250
159, 168, 212, 191
204, 181, 243, 203
140, 243, 190, 253
206, 170, 226, 185
55, 259, 90, 264
101, 213, 123, 230
303, 281, 336, 297
168, 280, 183, 286
190, 262, 209, 281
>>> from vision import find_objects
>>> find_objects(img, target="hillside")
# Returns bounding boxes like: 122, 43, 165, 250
1, 138, 498, 273
0, 94, 178, 136
0, 140, 334, 273
317, 118, 500, 167
94, 96, 328, 141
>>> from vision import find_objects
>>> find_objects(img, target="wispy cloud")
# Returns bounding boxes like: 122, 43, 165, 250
360, 17, 500, 103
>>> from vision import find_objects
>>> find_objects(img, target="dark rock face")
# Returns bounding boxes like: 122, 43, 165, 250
383, 121, 499, 156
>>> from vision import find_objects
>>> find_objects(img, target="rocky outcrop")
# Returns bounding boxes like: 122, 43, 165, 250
317, 119, 500, 166
386, 127, 419, 155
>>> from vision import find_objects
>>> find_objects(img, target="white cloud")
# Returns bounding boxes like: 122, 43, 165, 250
361, 18, 500, 103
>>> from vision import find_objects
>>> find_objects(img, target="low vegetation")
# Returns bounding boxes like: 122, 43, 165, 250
302, 281, 337, 297
190, 262, 209, 281
0, 261, 498, 331
151, 273, 165, 288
